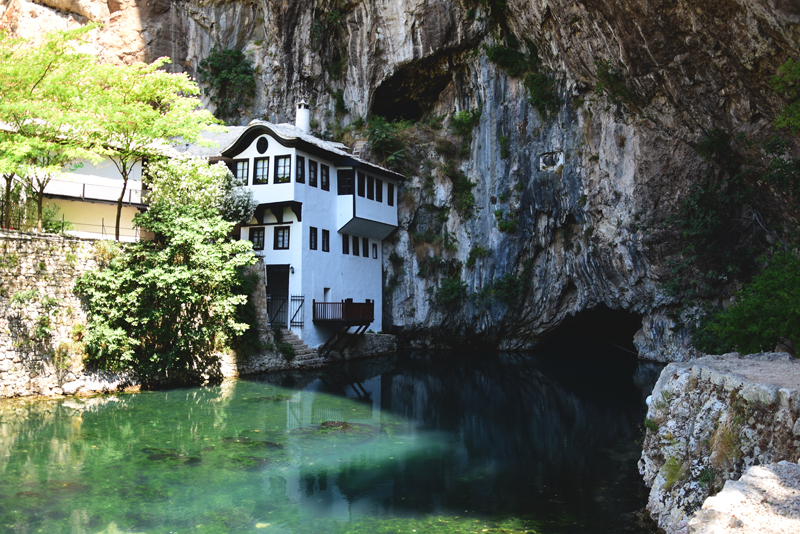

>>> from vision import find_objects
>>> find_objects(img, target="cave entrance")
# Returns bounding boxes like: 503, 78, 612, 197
370, 52, 459, 122
533, 305, 646, 405
535, 305, 643, 364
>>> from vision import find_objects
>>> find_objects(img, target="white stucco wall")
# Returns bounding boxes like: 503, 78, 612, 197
233, 133, 392, 348
49, 198, 142, 241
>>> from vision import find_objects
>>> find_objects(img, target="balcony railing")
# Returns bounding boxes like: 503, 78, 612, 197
312, 299, 374, 324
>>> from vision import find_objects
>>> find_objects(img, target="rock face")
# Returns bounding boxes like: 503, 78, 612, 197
1, 0, 798, 359
638, 353, 800, 534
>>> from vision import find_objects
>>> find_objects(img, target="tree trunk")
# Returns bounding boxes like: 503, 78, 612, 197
36, 183, 44, 233
2, 174, 13, 229
115, 166, 130, 241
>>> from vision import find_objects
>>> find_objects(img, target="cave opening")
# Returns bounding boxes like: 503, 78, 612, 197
532, 305, 645, 399
369, 53, 458, 122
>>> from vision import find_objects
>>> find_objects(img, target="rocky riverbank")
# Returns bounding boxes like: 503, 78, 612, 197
639, 353, 800, 534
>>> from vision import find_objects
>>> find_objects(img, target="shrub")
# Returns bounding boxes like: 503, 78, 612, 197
466, 246, 490, 268
435, 277, 467, 307
594, 59, 637, 105
451, 107, 482, 138
696, 252, 800, 355
770, 58, 800, 134
485, 44, 528, 77
198, 45, 257, 119
75, 203, 255, 385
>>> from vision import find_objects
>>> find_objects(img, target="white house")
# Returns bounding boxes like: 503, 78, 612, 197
202, 103, 404, 349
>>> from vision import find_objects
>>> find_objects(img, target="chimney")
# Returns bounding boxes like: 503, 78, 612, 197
295, 100, 310, 134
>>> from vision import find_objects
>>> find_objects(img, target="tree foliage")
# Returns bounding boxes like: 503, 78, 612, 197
770, 58, 800, 135
695, 253, 800, 356
75, 203, 256, 385
145, 156, 257, 223
0, 27, 223, 240
198, 45, 257, 120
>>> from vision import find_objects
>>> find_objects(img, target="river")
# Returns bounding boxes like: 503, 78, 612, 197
0, 348, 661, 533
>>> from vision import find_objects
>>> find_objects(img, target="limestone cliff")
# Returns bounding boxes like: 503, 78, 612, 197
2, 0, 798, 360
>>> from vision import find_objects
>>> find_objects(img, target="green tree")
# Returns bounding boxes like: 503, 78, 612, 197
145, 156, 257, 223
198, 45, 257, 120
75, 202, 256, 385
698, 253, 799, 356
770, 58, 800, 135
82, 58, 223, 240
0, 28, 97, 232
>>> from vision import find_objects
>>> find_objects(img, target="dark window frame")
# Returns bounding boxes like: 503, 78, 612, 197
322, 229, 330, 252
321, 164, 330, 191
362, 237, 369, 258
309, 160, 318, 187
250, 227, 265, 251
274, 155, 291, 184
372, 243, 378, 259
232, 159, 249, 186
388, 182, 395, 206
357, 172, 366, 197
296, 156, 305, 184
352, 235, 359, 257
273, 226, 290, 250
367, 175, 374, 200
337, 169, 354, 195
309, 226, 317, 250
254, 157, 270, 185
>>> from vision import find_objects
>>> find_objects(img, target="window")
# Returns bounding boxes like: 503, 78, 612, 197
254, 157, 269, 185
309, 226, 317, 250
367, 176, 374, 200
357, 172, 366, 197
296, 156, 305, 184
388, 182, 395, 206
352, 235, 359, 256
309, 160, 318, 187
275, 156, 291, 184
372, 243, 378, 259
249, 227, 264, 250
342, 233, 349, 254
362, 237, 369, 258
322, 230, 330, 252
337, 169, 354, 195
274, 226, 290, 249
321, 164, 330, 191
376, 178, 383, 202
233, 160, 249, 186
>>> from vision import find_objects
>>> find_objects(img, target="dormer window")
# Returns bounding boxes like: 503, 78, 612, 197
254, 157, 269, 185
275, 156, 291, 184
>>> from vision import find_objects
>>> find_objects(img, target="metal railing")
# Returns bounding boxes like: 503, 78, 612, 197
267, 295, 288, 327
312, 299, 374, 323
44, 178, 146, 205
290, 295, 305, 328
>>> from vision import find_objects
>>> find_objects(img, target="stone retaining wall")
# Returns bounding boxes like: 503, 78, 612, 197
639, 353, 800, 534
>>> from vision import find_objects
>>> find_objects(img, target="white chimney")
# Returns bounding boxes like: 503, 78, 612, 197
295, 100, 310, 133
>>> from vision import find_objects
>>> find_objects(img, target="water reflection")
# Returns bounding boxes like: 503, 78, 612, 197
0, 351, 661, 534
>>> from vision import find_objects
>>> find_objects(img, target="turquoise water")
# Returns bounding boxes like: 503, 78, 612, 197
0, 352, 660, 534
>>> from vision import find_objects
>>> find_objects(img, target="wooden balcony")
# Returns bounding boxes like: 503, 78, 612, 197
313, 299, 374, 325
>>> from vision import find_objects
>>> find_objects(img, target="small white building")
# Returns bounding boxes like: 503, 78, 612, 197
41, 159, 146, 241
209, 103, 404, 349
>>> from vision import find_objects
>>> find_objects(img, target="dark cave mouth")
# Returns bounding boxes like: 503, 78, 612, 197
536, 305, 643, 362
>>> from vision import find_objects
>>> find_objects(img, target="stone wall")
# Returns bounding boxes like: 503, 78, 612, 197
639, 353, 800, 534
0, 230, 132, 397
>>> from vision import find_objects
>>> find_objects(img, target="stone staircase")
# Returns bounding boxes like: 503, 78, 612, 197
277, 329, 326, 368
